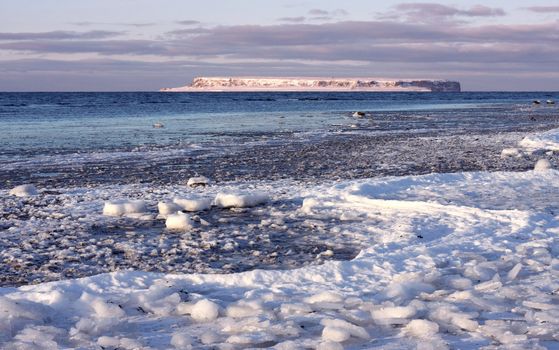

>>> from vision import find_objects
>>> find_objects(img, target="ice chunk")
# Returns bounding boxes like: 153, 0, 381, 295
371, 306, 417, 320
321, 318, 369, 339
534, 159, 552, 172
500, 148, 521, 158
507, 263, 522, 281
9, 184, 38, 197
225, 302, 262, 318
214, 192, 268, 208
103, 200, 147, 216
404, 319, 439, 338
158, 201, 182, 216
190, 299, 219, 322
98, 336, 120, 347
200, 331, 221, 345
187, 176, 210, 187
170, 332, 193, 349
166, 212, 194, 230
322, 326, 350, 342
173, 197, 212, 211
304, 291, 344, 304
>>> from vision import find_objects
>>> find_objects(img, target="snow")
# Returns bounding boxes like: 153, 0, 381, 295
534, 158, 552, 171
214, 191, 269, 208
102, 199, 147, 216
9, 184, 38, 197
520, 128, 559, 152
173, 197, 212, 211
165, 212, 193, 230
3, 152, 559, 348
187, 176, 210, 187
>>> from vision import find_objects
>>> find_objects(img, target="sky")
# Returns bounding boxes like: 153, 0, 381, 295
0, 0, 558, 91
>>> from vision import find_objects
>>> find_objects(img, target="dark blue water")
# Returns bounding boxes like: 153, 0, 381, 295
1, 91, 557, 155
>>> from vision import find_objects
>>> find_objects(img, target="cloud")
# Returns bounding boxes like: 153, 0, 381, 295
524, 6, 559, 13
0, 30, 123, 41
391, 3, 505, 23
307, 8, 348, 21
277, 16, 306, 23
308, 9, 329, 16
71, 21, 155, 27
176, 20, 201, 26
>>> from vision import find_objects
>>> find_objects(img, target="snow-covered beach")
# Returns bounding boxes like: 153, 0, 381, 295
2, 92, 559, 349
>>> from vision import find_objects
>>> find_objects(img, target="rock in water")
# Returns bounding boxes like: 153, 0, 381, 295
9, 184, 38, 197
534, 159, 552, 172
187, 176, 210, 187
352, 111, 365, 118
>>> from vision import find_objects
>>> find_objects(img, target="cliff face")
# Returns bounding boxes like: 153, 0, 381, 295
161, 77, 461, 92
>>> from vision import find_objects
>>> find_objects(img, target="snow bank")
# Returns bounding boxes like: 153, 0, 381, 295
102, 199, 147, 216
9, 184, 38, 197
3, 169, 559, 349
520, 128, 559, 152
214, 191, 269, 208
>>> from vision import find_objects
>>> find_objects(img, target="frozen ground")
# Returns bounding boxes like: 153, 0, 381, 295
2, 167, 559, 349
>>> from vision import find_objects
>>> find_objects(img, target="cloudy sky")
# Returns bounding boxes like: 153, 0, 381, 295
1, 0, 558, 91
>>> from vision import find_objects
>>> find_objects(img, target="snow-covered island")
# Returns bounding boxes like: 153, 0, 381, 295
160, 77, 461, 92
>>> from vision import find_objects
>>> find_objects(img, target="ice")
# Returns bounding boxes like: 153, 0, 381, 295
8, 184, 38, 197
170, 332, 193, 349
501, 148, 522, 158
4, 160, 559, 348
404, 319, 439, 338
214, 191, 269, 208
534, 159, 552, 171
102, 199, 147, 216
322, 326, 350, 342
173, 197, 212, 211
158, 201, 182, 216
190, 299, 220, 322
165, 212, 194, 230
187, 176, 210, 187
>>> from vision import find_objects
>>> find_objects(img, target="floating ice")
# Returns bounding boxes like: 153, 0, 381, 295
9, 184, 38, 197
214, 191, 269, 208
170, 332, 193, 349
102, 200, 147, 216
187, 176, 210, 187
165, 212, 193, 230
534, 159, 552, 171
173, 197, 212, 211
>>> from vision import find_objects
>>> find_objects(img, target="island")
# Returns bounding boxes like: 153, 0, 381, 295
160, 77, 461, 92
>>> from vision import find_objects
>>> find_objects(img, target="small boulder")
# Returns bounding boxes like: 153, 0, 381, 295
534, 159, 552, 172
187, 176, 210, 187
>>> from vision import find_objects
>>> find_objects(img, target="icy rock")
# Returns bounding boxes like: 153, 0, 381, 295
170, 332, 194, 349
9, 184, 38, 197
173, 197, 212, 211
166, 212, 194, 231
317, 341, 344, 350
191, 299, 219, 322
214, 192, 269, 208
103, 200, 147, 216
158, 201, 182, 216
534, 159, 552, 172
404, 319, 439, 338
187, 176, 210, 187
322, 326, 350, 342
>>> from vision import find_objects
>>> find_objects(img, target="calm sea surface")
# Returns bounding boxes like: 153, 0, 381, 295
1, 91, 557, 157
